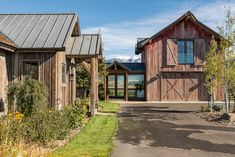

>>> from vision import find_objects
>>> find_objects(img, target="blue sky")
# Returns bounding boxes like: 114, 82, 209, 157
0, 0, 234, 59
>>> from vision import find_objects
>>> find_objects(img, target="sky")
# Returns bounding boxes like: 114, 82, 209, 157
0, 0, 234, 59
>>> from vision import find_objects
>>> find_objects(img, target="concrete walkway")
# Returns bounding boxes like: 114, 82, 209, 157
112, 103, 235, 157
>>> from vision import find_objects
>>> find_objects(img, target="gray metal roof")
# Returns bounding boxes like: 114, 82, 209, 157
0, 13, 78, 49
67, 34, 102, 56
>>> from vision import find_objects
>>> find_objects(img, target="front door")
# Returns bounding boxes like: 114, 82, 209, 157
107, 74, 125, 99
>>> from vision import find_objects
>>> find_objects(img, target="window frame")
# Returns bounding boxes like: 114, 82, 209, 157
62, 63, 67, 85
127, 74, 145, 98
21, 60, 40, 80
177, 39, 194, 65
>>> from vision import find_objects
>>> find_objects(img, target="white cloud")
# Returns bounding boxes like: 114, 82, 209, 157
83, 1, 235, 60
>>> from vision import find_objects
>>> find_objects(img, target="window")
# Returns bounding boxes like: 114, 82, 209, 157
62, 63, 67, 84
178, 40, 194, 64
107, 75, 124, 97
23, 61, 39, 80
128, 74, 145, 98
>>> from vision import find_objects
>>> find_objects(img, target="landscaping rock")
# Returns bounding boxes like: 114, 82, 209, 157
220, 113, 231, 120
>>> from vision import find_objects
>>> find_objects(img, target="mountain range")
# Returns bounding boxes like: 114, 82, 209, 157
106, 56, 141, 63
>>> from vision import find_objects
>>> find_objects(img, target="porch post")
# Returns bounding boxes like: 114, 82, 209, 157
125, 71, 128, 101
90, 57, 96, 116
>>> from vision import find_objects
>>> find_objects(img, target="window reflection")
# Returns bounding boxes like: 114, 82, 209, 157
128, 75, 144, 98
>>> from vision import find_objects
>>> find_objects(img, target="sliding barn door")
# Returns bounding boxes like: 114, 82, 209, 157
161, 72, 207, 101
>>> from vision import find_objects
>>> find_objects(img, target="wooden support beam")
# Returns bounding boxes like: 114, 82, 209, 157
90, 58, 96, 116
95, 58, 99, 103
125, 72, 128, 101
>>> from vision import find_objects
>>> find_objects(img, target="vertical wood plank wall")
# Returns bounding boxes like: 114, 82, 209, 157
13, 51, 71, 108
143, 19, 224, 101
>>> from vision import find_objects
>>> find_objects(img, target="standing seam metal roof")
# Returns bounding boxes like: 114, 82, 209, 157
0, 13, 77, 49
67, 34, 102, 56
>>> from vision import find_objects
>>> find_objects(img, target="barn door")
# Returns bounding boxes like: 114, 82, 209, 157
161, 73, 185, 100
166, 39, 177, 66
185, 73, 207, 101
194, 39, 205, 65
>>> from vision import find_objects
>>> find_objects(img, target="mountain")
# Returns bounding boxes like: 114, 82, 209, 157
106, 55, 141, 63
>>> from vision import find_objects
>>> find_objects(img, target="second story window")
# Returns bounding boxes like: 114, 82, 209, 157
178, 40, 194, 64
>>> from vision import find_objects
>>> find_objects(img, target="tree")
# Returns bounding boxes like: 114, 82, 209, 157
217, 6, 235, 112
205, 5, 235, 112
98, 58, 108, 100
204, 37, 224, 111
76, 64, 91, 97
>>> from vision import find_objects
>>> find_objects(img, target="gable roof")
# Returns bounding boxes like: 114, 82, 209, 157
0, 13, 79, 50
107, 61, 145, 73
66, 34, 102, 57
136, 11, 221, 54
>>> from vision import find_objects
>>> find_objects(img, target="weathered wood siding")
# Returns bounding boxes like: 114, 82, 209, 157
143, 19, 223, 101
0, 50, 12, 113
13, 52, 57, 106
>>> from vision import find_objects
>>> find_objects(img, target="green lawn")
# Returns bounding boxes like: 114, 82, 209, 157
98, 101, 120, 113
54, 115, 118, 157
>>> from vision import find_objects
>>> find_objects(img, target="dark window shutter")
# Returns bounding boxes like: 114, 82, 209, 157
194, 39, 205, 65
166, 39, 177, 65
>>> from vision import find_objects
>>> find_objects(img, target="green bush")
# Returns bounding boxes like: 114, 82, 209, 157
212, 104, 223, 111
23, 110, 69, 143
0, 112, 24, 145
65, 99, 89, 129
7, 77, 48, 116
22, 98, 89, 143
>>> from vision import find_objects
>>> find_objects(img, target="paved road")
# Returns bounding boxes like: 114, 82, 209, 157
112, 103, 235, 157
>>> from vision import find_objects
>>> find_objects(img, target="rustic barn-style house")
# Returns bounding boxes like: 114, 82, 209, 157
0, 13, 102, 113
135, 11, 223, 101
105, 61, 146, 101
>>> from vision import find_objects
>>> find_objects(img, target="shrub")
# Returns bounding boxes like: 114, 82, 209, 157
23, 106, 70, 143
7, 77, 48, 116
0, 112, 24, 145
65, 99, 89, 129
199, 106, 211, 112
212, 104, 223, 112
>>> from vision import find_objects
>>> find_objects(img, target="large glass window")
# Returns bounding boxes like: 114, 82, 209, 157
178, 40, 194, 64
117, 75, 124, 97
23, 61, 39, 80
128, 74, 144, 98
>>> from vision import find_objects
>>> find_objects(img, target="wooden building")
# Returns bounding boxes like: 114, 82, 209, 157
136, 11, 224, 101
0, 13, 102, 114
105, 61, 146, 101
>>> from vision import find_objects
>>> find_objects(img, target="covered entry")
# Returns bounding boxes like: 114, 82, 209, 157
106, 61, 146, 101
161, 72, 207, 101
66, 34, 103, 115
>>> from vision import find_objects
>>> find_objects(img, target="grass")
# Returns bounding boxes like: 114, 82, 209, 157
54, 115, 118, 157
98, 101, 120, 113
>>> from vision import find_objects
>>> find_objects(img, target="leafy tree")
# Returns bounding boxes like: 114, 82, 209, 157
204, 38, 224, 111
98, 58, 108, 100
205, 5, 235, 112
76, 64, 91, 93
217, 6, 235, 112
76, 58, 107, 99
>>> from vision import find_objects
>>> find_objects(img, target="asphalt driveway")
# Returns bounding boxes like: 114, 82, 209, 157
112, 103, 235, 157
